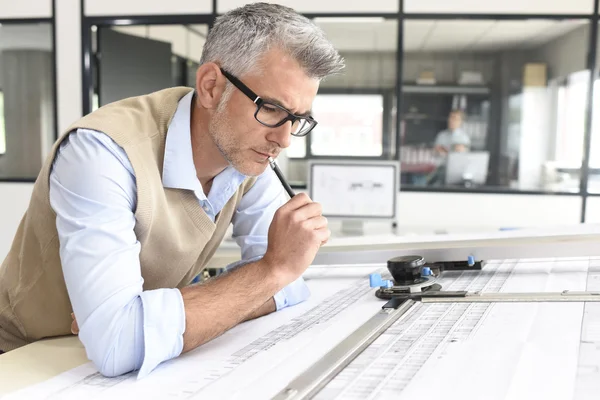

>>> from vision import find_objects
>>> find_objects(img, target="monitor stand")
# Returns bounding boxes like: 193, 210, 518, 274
340, 220, 364, 236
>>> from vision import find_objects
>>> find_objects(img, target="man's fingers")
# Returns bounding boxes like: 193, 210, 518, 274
303, 215, 328, 230
279, 192, 312, 212
315, 227, 331, 244
294, 203, 323, 222
71, 313, 79, 335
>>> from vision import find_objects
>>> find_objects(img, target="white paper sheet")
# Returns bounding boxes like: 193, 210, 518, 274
5, 258, 600, 400
2, 265, 385, 400
314, 258, 597, 400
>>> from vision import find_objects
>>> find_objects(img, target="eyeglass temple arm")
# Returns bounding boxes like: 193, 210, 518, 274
219, 68, 261, 103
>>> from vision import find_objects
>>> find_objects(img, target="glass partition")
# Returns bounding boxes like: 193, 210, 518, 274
93, 24, 207, 108
0, 22, 55, 180
401, 19, 590, 192
286, 17, 398, 159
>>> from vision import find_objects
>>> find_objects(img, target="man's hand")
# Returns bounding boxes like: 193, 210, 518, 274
262, 193, 330, 286
71, 313, 79, 335
434, 145, 448, 155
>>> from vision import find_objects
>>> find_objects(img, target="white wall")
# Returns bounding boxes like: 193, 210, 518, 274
394, 192, 582, 233
0, 184, 33, 260
585, 197, 600, 223
404, 0, 594, 14
85, 0, 212, 16
56, 0, 82, 134
325, 191, 582, 235
518, 88, 552, 190
218, 0, 398, 13
0, 0, 52, 19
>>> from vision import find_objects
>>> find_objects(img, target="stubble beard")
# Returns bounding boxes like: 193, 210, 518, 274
209, 102, 264, 177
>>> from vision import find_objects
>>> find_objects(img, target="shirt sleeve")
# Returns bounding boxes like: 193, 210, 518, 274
49, 129, 185, 378
230, 167, 310, 311
434, 131, 448, 148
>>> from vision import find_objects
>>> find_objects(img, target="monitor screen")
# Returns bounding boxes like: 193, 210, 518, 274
309, 161, 399, 219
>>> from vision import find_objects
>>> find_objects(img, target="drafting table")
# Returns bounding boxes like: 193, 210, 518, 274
2, 227, 600, 399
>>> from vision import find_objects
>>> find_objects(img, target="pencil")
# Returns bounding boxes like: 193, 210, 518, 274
268, 157, 296, 198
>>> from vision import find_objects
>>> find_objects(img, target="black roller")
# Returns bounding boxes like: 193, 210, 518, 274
387, 255, 426, 285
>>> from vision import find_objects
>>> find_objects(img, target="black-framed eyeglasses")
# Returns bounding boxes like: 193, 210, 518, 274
220, 68, 318, 137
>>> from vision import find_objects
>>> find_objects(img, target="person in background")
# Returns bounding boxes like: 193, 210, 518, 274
433, 109, 470, 155
428, 109, 470, 185
0, 3, 344, 378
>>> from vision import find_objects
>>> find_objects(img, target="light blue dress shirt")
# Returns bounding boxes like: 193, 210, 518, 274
48, 91, 309, 378
434, 128, 471, 152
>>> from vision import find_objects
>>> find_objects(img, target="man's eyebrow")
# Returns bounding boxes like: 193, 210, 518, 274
262, 96, 312, 117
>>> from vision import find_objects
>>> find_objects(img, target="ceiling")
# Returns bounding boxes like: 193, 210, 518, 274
403, 19, 587, 52
403, 0, 593, 14
107, 19, 587, 60
316, 19, 587, 53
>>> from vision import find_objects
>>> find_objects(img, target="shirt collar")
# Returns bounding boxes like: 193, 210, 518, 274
162, 90, 200, 193
161, 90, 247, 203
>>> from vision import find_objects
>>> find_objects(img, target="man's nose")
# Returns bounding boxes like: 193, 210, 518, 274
267, 121, 292, 149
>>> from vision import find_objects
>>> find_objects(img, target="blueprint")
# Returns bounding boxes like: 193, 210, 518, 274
314, 257, 600, 400
3, 265, 385, 400
4, 258, 600, 400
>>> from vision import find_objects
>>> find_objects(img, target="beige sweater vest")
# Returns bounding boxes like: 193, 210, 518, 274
0, 87, 256, 352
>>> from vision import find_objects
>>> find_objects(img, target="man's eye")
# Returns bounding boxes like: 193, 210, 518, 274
262, 105, 279, 113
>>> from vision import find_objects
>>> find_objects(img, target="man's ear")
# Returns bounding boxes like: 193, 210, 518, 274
195, 63, 226, 110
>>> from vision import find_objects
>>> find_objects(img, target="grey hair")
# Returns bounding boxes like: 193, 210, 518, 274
200, 2, 345, 80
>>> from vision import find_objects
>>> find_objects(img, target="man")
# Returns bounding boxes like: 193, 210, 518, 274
0, 3, 344, 378
433, 109, 470, 155
427, 109, 470, 185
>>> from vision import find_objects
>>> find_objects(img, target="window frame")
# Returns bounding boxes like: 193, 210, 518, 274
287, 87, 395, 161
0, 16, 57, 183
78, 2, 600, 223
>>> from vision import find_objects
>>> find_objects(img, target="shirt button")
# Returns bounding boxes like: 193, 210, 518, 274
203, 205, 210, 212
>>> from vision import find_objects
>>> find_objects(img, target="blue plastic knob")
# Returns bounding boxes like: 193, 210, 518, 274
421, 267, 432, 276
369, 273, 393, 288
369, 273, 383, 288
467, 255, 475, 266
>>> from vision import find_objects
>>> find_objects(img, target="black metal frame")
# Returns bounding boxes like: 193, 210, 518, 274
81, 12, 215, 114
0, 1, 57, 183
579, 0, 600, 220
59, 0, 600, 220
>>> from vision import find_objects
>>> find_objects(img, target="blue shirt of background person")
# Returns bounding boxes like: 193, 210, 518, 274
434, 109, 471, 155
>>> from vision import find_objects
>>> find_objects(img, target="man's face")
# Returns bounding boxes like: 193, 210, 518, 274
209, 48, 320, 176
448, 112, 463, 132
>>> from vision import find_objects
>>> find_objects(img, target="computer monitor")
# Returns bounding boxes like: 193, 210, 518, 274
445, 151, 490, 186
308, 160, 400, 235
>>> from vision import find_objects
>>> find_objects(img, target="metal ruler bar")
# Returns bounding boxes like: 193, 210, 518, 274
574, 265, 600, 400
421, 291, 600, 303
272, 300, 415, 400
272, 289, 600, 400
